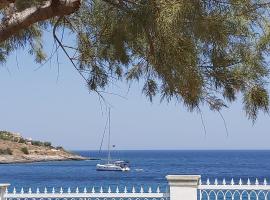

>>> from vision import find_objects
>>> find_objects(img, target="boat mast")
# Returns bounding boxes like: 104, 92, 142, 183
107, 108, 111, 164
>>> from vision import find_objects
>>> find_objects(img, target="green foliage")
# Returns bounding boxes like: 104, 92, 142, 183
1, 0, 270, 121
18, 138, 26, 143
0, 131, 13, 140
32, 140, 52, 147
0, 131, 20, 141
0, 23, 45, 64
56, 146, 64, 150
0, 130, 54, 148
0, 148, 13, 155
44, 142, 52, 147
21, 147, 29, 155
68, 0, 270, 121
244, 85, 269, 120
31, 140, 43, 146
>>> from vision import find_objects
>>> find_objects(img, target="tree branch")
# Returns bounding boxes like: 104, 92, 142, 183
0, 0, 14, 10
0, 0, 81, 43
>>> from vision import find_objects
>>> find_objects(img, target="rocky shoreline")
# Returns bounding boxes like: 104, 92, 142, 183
0, 154, 89, 164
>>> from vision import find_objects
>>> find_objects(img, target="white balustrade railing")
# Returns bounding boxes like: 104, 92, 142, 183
199, 178, 270, 200
2, 175, 270, 200
2, 186, 168, 200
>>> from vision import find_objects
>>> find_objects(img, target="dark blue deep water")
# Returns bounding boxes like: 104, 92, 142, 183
1, 150, 270, 191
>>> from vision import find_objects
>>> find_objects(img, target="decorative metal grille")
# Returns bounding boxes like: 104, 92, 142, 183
199, 178, 270, 200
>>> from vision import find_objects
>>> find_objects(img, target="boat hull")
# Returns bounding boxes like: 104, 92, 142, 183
96, 164, 130, 171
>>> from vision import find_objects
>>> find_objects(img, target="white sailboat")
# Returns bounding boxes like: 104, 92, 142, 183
96, 109, 130, 172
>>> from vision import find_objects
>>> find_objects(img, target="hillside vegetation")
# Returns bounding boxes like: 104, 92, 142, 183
0, 131, 87, 163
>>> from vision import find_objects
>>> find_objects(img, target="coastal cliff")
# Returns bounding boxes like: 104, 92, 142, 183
0, 131, 88, 164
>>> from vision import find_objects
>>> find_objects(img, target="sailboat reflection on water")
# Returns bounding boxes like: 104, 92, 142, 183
96, 109, 130, 172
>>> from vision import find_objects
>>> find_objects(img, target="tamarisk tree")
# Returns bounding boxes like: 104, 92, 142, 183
1, 0, 270, 121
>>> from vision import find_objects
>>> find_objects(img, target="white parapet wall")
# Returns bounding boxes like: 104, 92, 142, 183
0, 184, 9, 200
166, 175, 201, 200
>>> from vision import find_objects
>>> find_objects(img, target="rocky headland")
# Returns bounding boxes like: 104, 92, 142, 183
0, 131, 88, 164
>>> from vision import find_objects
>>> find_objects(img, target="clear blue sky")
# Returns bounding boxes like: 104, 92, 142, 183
0, 34, 269, 150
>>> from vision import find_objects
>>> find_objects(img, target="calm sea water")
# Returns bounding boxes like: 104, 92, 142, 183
1, 150, 270, 191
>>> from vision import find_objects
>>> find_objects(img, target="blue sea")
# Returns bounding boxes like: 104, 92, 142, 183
1, 150, 270, 191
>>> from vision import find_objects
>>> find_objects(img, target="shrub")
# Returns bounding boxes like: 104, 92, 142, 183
18, 138, 26, 143
44, 142, 52, 147
6, 148, 12, 155
31, 141, 43, 146
0, 131, 12, 140
21, 147, 29, 154
0, 131, 21, 142
0, 148, 13, 155
56, 146, 63, 150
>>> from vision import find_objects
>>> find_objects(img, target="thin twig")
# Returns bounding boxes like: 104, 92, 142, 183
198, 108, 207, 137
99, 112, 109, 153
53, 17, 88, 82
217, 110, 229, 137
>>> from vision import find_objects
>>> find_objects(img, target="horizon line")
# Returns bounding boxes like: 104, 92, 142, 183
70, 149, 270, 151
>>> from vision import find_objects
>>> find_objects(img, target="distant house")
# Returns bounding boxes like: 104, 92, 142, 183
26, 137, 32, 145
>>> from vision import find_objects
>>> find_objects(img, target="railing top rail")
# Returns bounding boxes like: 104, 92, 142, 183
0, 184, 10, 187
199, 178, 270, 190
4, 193, 168, 198
199, 185, 270, 190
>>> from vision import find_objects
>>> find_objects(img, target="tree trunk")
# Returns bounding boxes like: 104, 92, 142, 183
0, 0, 81, 43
